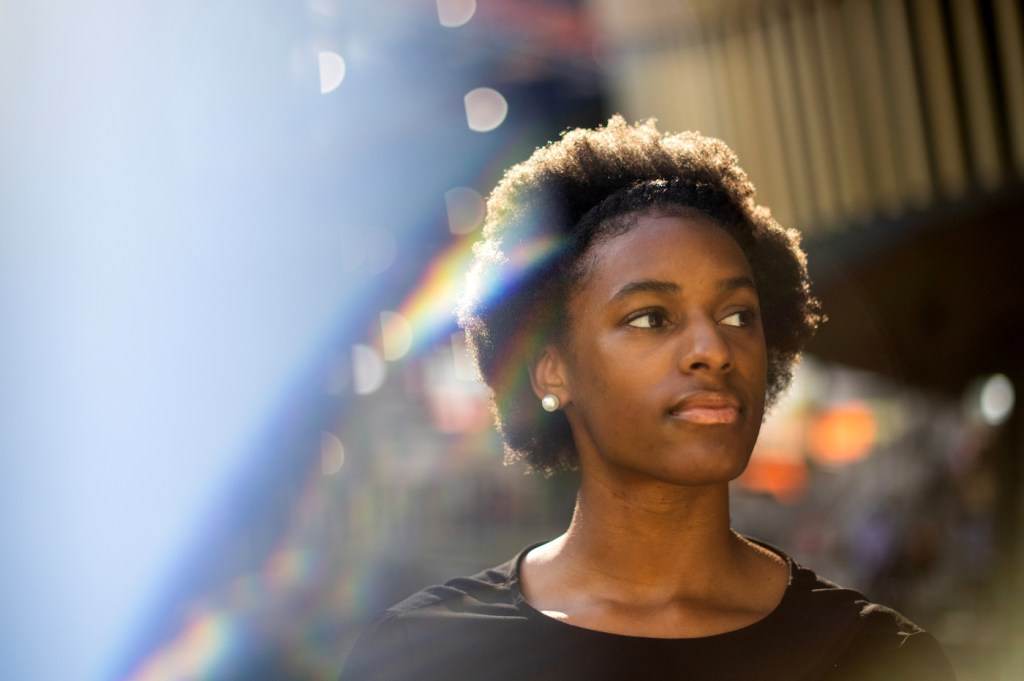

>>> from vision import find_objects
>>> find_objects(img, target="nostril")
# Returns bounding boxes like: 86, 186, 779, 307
687, 358, 732, 372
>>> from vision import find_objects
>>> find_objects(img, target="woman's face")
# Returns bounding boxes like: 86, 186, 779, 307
555, 210, 767, 488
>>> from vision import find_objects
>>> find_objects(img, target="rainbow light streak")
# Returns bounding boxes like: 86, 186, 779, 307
392, 224, 565, 363
124, 471, 343, 681
126, 611, 237, 681
264, 547, 314, 593
471, 230, 566, 411
387, 119, 571, 362
390, 234, 478, 356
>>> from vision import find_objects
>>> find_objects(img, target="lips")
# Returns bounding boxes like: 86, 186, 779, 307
668, 391, 742, 425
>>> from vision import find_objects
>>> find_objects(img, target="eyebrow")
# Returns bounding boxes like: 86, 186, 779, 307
610, 275, 757, 302
610, 279, 681, 302
719, 275, 758, 293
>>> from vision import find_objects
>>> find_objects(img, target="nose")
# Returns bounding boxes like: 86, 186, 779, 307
679, 316, 732, 374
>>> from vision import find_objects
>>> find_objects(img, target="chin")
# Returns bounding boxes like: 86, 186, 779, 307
649, 451, 753, 487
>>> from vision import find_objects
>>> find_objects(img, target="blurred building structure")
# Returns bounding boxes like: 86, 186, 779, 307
587, 0, 1023, 678
588, 0, 1023, 231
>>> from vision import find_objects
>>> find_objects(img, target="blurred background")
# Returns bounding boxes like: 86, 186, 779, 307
0, 0, 1021, 679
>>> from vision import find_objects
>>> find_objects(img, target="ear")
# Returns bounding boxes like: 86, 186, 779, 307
529, 344, 571, 406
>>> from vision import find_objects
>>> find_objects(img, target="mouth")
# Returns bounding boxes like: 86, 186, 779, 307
668, 391, 742, 425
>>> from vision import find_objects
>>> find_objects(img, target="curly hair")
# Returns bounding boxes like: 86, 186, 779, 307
457, 116, 823, 474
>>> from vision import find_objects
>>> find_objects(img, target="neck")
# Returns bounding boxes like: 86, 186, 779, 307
519, 465, 790, 637
552, 475, 744, 596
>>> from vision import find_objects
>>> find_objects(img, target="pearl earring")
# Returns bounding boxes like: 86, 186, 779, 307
541, 394, 560, 412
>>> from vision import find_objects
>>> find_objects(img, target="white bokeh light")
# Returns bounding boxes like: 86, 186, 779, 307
365, 229, 397, 274
318, 51, 346, 94
437, 0, 476, 27
980, 373, 1015, 426
464, 87, 508, 132
380, 311, 413, 362
321, 431, 346, 475
444, 187, 485, 234
352, 344, 386, 395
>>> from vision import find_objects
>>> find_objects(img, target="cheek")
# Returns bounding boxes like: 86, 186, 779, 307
568, 351, 651, 423
756, 345, 768, 382
567, 332, 619, 392
575, 363, 632, 411
751, 347, 769, 413
745, 331, 769, 379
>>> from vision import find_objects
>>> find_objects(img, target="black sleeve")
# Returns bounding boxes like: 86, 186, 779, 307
340, 613, 410, 681
823, 628, 957, 681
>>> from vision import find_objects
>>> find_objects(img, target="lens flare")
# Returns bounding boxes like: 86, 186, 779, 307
352, 344, 386, 395
380, 310, 413, 361
126, 611, 236, 681
317, 51, 346, 93
321, 431, 346, 475
437, 0, 476, 27
444, 186, 486, 234
464, 87, 508, 132
392, 234, 477, 357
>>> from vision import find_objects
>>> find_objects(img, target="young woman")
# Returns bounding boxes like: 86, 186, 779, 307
342, 117, 956, 680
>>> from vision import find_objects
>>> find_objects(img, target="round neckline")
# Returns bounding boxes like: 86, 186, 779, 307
506, 537, 798, 642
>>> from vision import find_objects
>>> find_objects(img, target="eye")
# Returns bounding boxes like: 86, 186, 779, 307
720, 310, 756, 328
626, 309, 668, 329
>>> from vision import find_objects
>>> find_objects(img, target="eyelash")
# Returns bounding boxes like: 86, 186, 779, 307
625, 309, 669, 329
721, 310, 758, 328
624, 308, 758, 329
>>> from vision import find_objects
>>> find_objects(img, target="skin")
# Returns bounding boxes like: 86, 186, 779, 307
523, 209, 788, 638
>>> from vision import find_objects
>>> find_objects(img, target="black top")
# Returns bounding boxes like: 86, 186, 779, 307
342, 542, 956, 680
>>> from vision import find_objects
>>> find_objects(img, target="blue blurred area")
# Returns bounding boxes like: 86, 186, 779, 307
0, 2, 603, 679
0, 3, 348, 678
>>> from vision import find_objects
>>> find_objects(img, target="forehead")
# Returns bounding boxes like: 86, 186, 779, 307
583, 211, 753, 291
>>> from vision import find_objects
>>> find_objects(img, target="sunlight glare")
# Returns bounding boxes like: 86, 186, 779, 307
326, 352, 350, 395
451, 331, 478, 381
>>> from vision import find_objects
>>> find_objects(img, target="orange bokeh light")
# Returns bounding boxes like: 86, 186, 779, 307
807, 400, 877, 466
739, 452, 809, 503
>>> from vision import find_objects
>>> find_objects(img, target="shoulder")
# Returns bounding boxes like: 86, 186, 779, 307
779, 556, 956, 680
823, 602, 956, 680
741, 540, 955, 680
378, 553, 523, 624
340, 552, 527, 681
